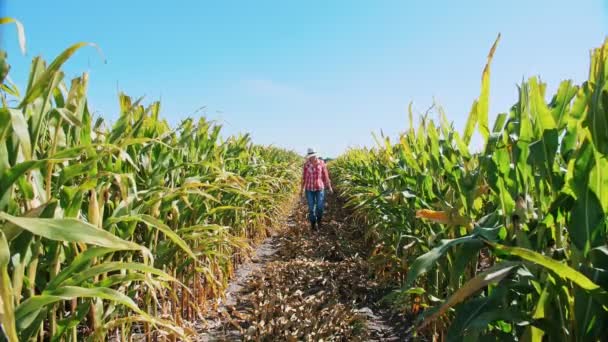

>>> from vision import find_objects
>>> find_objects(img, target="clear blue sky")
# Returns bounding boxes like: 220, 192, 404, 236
1, 1, 607, 157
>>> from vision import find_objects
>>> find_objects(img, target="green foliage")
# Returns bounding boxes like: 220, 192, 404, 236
0, 17, 300, 341
331, 37, 608, 341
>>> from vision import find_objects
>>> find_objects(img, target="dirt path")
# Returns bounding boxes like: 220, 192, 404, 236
197, 194, 407, 341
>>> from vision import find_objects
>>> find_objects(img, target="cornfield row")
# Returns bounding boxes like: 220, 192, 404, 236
0, 19, 300, 341
331, 35, 608, 341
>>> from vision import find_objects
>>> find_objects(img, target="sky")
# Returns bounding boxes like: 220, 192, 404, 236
1, 0, 607, 157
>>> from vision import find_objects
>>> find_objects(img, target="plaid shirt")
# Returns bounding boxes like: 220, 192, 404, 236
302, 159, 331, 191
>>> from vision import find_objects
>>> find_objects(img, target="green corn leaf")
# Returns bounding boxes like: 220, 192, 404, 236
477, 33, 501, 143
589, 148, 608, 214
447, 285, 512, 340
584, 44, 608, 155
46, 247, 117, 290
20, 42, 104, 106
528, 129, 559, 185
591, 245, 608, 266
7, 108, 32, 161
96, 273, 148, 288
0, 17, 26, 54
207, 205, 241, 215
0, 231, 18, 342
51, 300, 91, 342
529, 77, 557, 133
28, 68, 65, 149
0, 51, 9, 84
550, 80, 578, 129
462, 101, 479, 146
50, 108, 82, 127
57, 158, 98, 186
61, 261, 180, 287
489, 242, 606, 294
419, 262, 519, 329
0, 212, 144, 252
92, 315, 192, 342
2, 201, 53, 241
568, 141, 606, 254
15, 286, 145, 330
408, 101, 415, 135
106, 214, 197, 261
449, 240, 484, 288
405, 235, 477, 288
0, 160, 46, 202
521, 282, 553, 341
574, 275, 608, 341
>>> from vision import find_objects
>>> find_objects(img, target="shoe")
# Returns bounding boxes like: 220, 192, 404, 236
317, 219, 322, 230
310, 221, 316, 230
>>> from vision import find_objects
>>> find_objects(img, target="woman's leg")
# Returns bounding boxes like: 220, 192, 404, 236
315, 190, 325, 226
305, 190, 316, 227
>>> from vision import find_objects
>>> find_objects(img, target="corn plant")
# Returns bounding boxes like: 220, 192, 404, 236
0, 18, 300, 341
331, 35, 608, 341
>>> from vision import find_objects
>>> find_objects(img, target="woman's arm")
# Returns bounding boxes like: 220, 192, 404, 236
322, 163, 333, 193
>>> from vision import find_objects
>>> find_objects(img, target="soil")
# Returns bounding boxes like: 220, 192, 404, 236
195, 194, 410, 341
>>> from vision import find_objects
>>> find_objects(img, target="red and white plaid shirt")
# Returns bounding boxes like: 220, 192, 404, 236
302, 159, 331, 191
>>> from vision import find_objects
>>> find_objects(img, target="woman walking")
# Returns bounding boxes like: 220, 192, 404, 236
300, 148, 333, 230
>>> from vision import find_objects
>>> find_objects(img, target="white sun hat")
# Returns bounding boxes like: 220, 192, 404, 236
306, 148, 317, 158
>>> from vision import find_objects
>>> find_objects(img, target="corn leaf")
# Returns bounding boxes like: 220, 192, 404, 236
477, 33, 501, 143
0, 212, 143, 251
418, 262, 518, 329
0, 17, 26, 54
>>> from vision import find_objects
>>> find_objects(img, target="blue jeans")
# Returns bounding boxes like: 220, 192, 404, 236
305, 190, 325, 223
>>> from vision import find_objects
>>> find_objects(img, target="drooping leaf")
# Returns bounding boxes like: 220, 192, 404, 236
0, 212, 144, 252
15, 286, 146, 330
419, 262, 518, 329
7, 108, 32, 161
405, 235, 477, 287
61, 261, 179, 287
0, 17, 26, 54
0, 160, 46, 202
20, 42, 104, 106
46, 247, 117, 289
106, 214, 197, 261
489, 242, 606, 295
